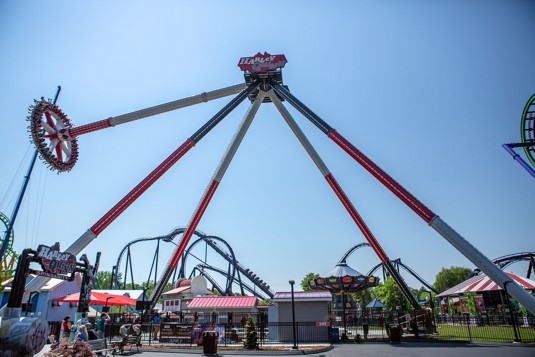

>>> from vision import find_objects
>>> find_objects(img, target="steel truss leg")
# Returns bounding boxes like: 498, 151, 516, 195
23, 82, 260, 296
268, 90, 421, 310
271, 83, 535, 315
150, 90, 267, 305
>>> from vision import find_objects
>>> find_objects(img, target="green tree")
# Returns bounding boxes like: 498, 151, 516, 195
122, 280, 175, 304
434, 266, 472, 292
372, 277, 408, 311
300, 272, 319, 291
242, 315, 258, 350
93, 271, 121, 289
415, 286, 435, 302
352, 289, 373, 309
258, 299, 271, 306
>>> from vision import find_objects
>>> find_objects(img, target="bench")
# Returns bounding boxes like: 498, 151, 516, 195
110, 334, 142, 355
87, 339, 113, 356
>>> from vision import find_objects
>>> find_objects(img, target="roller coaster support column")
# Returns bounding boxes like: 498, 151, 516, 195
502, 143, 535, 179
24, 82, 260, 296
271, 83, 535, 315
269, 91, 421, 310
150, 90, 266, 307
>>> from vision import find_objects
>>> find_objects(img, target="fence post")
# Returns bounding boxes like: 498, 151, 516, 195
465, 314, 472, 341
503, 282, 521, 343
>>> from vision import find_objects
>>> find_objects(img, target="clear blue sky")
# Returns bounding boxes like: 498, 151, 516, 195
1, 1, 534, 296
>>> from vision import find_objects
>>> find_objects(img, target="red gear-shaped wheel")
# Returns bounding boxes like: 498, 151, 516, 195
28, 99, 79, 172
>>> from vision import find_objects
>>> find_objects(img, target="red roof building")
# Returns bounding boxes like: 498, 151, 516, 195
188, 296, 257, 309
161, 276, 213, 313
184, 296, 259, 324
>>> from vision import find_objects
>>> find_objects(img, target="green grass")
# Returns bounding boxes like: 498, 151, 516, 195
434, 323, 535, 343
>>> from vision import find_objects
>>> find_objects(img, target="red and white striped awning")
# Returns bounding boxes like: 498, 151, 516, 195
437, 273, 535, 297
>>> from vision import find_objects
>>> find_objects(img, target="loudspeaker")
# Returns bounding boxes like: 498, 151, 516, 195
136, 301, 151, 310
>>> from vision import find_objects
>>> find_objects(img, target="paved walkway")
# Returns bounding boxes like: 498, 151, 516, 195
34, 341, 535, 357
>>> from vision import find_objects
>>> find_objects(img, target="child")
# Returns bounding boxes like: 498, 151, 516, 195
77, 324, 89, 342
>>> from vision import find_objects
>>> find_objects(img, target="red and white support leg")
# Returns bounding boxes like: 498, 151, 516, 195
269, 90, 421, 310
150, 90, 267, 305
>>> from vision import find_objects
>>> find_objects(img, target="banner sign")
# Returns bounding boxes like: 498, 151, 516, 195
159, 324, 193, 344
316, 321, 330, 326
36, 243, 76, 275
238, 52, 287, 73
31, 269, 72, 281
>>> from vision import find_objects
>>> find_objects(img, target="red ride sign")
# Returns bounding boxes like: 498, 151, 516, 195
238, 52, 287, 73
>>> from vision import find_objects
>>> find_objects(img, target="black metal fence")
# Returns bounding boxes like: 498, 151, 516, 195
329, 312, 535, 344
46, 311, 535, 346
102, 321, 330, 346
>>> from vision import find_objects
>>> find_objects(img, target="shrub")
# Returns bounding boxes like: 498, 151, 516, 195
242, 315, 258, 350
44, 341, 94, 357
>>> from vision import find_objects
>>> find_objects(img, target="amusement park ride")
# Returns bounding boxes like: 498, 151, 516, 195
111, 227, 274, 300
3, 52, 534, 316
503, 93, 535, 178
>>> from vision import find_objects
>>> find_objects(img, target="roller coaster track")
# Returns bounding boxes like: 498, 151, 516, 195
339, 242, 439, 294
112, 227, 198, 289
368, 258, 439, 294
469, 252, 535, 279
192, 263, 271, 300
113, 228, 273, 298
338, 242, 373, 265
0, 211, 17, 283
179, 235, 238, 296
180, 235, 273, 298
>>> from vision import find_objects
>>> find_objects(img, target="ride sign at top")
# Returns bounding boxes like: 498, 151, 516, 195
238, 52, 287, 73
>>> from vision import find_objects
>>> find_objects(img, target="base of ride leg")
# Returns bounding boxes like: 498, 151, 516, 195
430, 216, 535, 314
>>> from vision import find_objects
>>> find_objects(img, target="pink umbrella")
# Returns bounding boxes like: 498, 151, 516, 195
55, 291, 137, 306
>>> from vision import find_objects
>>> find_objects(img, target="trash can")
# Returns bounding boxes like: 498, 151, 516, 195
202, 330, 219, 355
331, 327, 340, 343
388, 324, 401, 343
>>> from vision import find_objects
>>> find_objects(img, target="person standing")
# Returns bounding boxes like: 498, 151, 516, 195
76, 312, 89, 327
96, 312, 110, 339
153, 312, 160, 340
61, 316, 71, 342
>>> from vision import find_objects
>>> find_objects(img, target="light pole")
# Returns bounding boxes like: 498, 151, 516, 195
105, 296, 114, 312
25, 291, 38, 316
289, 280, 297, 349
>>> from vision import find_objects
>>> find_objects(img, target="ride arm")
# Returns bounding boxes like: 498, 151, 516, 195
271, 82, 535, 315
70, 84, 246, 137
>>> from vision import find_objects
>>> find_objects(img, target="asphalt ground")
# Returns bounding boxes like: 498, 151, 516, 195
35, 341, 535, 357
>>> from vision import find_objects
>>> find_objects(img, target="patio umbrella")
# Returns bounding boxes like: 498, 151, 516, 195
55, 291, 137, 306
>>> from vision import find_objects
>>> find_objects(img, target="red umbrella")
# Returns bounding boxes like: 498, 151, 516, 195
55, 291, 137, 306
